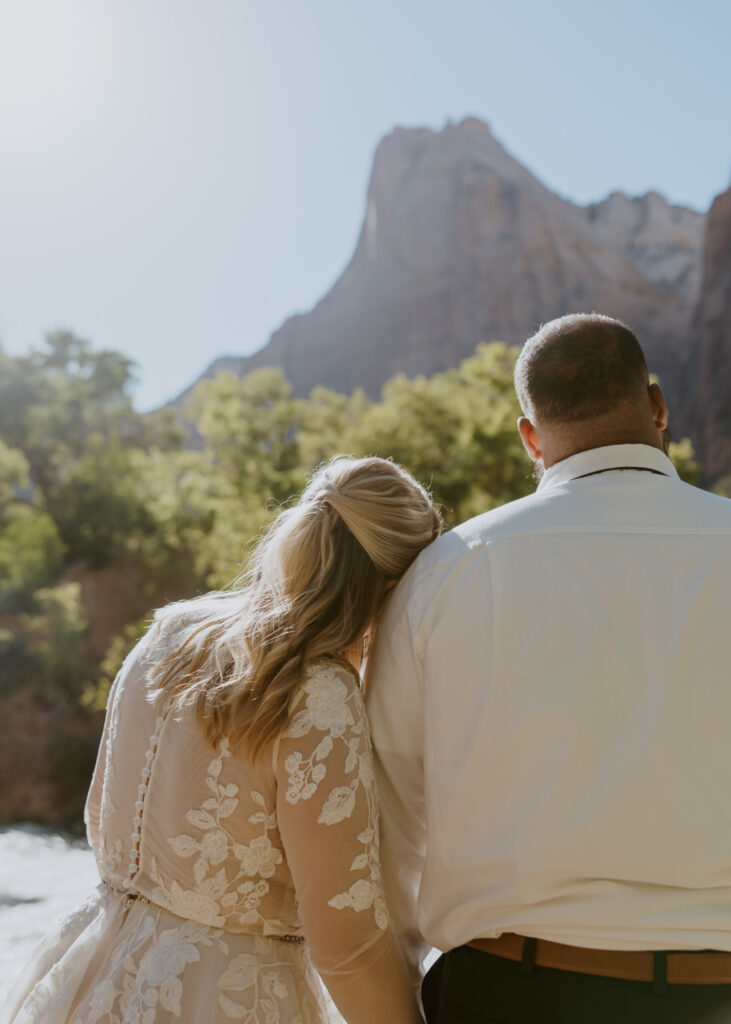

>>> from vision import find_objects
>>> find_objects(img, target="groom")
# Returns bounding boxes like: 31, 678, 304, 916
366, 313, 731, 1022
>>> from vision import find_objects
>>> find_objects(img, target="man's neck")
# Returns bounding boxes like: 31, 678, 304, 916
541, 433, 665, 471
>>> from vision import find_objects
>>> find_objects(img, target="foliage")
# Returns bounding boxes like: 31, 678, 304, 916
0, 505, 65, 591
1, 583, 89, 696
297, 386, 370, 471
0, 329, 712, 822
191, 368, 304, 504
667, 438, 700, 486
0, 442, 63, 590
344, 343, 533, 523
82, 617, 151, 712
0, 330, 184, 567
713, 473, 731, 498
20, 583, 89, 676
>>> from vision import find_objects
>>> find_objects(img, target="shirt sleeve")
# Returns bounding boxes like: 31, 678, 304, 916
276, 661, 420, 1024
365, 584, 431, 987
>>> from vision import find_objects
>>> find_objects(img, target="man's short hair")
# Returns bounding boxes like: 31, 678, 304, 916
514, 313, 649, 423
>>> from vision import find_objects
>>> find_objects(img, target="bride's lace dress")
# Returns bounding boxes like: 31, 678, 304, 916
2, 628, 395, 1023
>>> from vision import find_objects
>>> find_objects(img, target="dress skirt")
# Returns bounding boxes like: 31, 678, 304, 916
1, 885, 331, 1024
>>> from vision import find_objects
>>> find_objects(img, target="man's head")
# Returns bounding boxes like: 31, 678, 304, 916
514, 313, 668, 474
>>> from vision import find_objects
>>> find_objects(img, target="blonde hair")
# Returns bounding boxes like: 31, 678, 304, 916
146, 456, 441, 758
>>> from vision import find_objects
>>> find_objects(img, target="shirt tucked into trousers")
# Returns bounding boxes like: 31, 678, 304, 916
366, 443, 731, 1021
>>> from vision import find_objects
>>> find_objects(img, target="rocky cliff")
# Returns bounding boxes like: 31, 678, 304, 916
685, 186, 731, 483
183, 118, 713, 460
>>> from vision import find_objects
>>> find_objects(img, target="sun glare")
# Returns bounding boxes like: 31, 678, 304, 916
0, 2, 92, 136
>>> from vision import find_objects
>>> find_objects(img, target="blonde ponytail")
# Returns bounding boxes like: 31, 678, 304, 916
146, 456, 441, 758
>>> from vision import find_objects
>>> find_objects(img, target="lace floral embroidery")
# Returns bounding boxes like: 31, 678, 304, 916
16, 887, 108, 1023
17, 963, 74, 1024
17, 889, 327, 1024
68, 902, 324, 1024
74, 908, 231, 1024
152, 739, 288, 933
284, 662, 389, 930
217, 936, 323, 1023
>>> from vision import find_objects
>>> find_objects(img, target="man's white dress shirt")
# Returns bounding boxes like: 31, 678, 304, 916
366, 444, 731, 981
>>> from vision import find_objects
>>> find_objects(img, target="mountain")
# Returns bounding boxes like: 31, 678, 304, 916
684, 186, 731, 483
181, 117, 712, 457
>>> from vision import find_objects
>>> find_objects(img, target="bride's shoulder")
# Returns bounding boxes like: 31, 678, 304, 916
284, 659, 364, 741
290, 658, 362, 711
145, 593, 239, 656
151, 592, 225, 627
303, 657, 360, 689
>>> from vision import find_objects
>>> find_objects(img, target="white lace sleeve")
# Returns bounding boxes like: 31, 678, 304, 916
83, 633, 151, 867
83, 705, 110, 855
83, 667, 124, 855
276, 661, 419, 1024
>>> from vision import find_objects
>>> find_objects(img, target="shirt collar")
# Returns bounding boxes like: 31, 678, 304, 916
537, 443, 679, 493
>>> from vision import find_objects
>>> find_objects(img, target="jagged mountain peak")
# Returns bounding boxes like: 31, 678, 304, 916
369, 117, 547, 207
174, 120, 723, 476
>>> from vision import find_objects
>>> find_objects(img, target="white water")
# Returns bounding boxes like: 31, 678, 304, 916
0, 826, 99, 1004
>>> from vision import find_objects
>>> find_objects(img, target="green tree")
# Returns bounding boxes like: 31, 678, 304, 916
82, 617, 150, 712
0, 329, 717, 829
345, 343, 533, 524
667, 438, 700, 485
297, 386, 370, 471
0, 331, 182, 568
0, 582, 89, 696
191, 368, 305, 504
0, 440, 65, 589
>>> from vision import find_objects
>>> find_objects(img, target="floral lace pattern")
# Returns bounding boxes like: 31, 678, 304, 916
15, 889, 112, 1024
13, 891, 326, 1024
217, 936, 320, 1023
284, 662, 389, 931
151, 738, 290, 935
6, 655, 390, 1024
77, 912, 230, 1024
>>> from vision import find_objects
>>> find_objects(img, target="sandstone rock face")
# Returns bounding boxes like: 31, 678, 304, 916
184, 118, 705, 442
586, 190, 703, 315
685, 187, 731, 482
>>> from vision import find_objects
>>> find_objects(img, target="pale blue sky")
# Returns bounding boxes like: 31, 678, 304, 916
1, 0, 729, 409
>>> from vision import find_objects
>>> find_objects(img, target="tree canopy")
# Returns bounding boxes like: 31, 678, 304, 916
0, 330, 702, 823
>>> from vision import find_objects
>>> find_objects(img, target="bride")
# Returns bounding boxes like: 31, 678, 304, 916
2, 455, 441, 1024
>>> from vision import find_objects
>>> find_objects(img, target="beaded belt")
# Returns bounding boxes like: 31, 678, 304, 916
101, 879, 304, 944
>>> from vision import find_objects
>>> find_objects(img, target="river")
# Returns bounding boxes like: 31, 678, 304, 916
0, 826, 99, 1004
0, 827, 343, 1019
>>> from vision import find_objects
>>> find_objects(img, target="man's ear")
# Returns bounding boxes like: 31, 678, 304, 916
518, 417, 542, 461
648, 383, 668, 432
